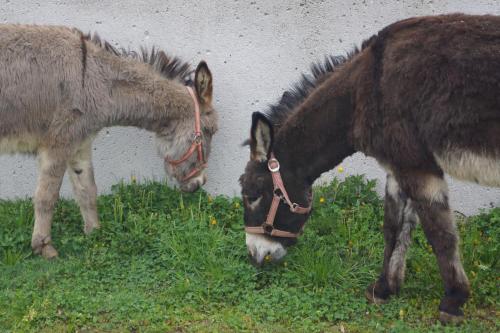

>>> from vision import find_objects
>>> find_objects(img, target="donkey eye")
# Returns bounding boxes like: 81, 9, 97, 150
244, 194, 262, 206
247, 196, 260, 203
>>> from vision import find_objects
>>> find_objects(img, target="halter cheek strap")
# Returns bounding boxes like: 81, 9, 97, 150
245, 153, 312, 238
165, 86, 207, 181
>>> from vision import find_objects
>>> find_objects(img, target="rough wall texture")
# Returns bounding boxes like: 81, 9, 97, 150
0, 0, 499, 215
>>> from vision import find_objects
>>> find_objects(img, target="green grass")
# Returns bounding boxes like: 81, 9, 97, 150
0, 176, 498, 332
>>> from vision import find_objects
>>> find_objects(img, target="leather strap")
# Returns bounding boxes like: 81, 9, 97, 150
245, 153, 312, 238
165, 86, 206, 181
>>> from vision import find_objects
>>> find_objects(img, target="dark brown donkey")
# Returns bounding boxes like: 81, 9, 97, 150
240, 14, 500, 324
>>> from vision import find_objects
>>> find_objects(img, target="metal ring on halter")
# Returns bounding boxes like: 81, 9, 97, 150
262, 223, 274, 235
268, 158, 280, 172
193, 132, 202, 144
273, 188, 283, 198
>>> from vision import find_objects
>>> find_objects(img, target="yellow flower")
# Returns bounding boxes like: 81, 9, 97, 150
234, 202, 240, 209
399, 309, 405, 319
337, 166, 344, 173
264, 254, 272, 262
319, 197, 325, 204
210, 218, 217, 225
131, 175, 137, 184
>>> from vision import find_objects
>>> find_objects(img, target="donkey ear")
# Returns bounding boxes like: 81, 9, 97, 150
194, 61, 213, 105
250, 112, 274, 161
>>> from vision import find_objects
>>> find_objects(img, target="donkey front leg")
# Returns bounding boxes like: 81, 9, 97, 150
366, 174, 417, 304
68, 139, 99, 234
400, 172, 470, 324
32, 149, 68, 259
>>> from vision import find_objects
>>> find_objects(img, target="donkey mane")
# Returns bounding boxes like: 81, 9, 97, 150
264, 47, 362, 130
82, 32, 193, 85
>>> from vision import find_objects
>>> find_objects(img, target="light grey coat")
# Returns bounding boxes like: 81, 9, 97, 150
0, 24, 218, 258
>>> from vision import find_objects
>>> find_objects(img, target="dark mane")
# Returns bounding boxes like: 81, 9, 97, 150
82, 33, 193, 85
264, 47, 362, 130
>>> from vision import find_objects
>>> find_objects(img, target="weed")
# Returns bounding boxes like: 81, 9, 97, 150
0, 176, 498, 332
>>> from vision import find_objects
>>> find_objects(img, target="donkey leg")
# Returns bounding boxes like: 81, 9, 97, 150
366, 174, 417, 304
32, 149, 67, 259
68, 139, 99, 234
401, 172, 469, 324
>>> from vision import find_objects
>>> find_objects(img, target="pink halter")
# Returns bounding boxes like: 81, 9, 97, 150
245, 153, 312, 238
165, 86, 207, 181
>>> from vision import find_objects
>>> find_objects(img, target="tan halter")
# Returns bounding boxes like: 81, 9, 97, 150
245, 153, 312, 238
165, 86, 207, 181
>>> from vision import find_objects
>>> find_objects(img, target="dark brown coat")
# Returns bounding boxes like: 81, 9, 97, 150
240, 14, 500, 323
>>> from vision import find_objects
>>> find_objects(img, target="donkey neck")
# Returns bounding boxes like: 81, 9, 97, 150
273, 75, 356, 185
108, 63, 194, 132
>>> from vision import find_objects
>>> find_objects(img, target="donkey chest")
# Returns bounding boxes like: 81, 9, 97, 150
0, 136, 39, 154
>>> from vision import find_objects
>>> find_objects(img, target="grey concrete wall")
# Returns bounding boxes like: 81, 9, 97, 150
0, 0, 499, 215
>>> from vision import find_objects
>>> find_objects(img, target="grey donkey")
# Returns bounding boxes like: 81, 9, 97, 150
0, 24, 218, 258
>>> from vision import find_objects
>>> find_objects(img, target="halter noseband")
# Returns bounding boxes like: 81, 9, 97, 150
165, 86, 207, 181
245, 153, 312, 238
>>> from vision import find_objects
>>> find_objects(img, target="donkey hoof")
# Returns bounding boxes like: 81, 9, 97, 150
33, 243, 58, 259
41, 244, 59, 259
365, 284, 389, 305
439, 311, 464, 325
84, 222, 100, 235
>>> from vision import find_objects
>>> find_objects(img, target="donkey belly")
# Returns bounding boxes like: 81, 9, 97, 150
0, 135, 39, 154
434, 150, 500, 187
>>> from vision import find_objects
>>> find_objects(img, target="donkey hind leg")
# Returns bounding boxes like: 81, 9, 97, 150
366, 174, 417, 304
31, 149, 68, 259
68, 139, 99, 234
402, 172, 469, 324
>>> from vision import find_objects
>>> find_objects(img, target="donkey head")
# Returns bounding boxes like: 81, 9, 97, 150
157, 61, 218, 192
240, 113, 312, 266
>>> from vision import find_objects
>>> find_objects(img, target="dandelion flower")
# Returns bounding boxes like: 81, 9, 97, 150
210, 218, 217, 225
338, 166, 344, 173
264, 254, 272, 262
399, 309, 405, 319
319, 197, 325, 204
